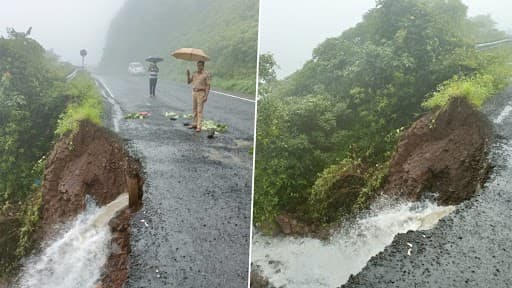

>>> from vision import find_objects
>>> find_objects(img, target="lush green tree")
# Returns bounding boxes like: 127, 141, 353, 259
0, 35, 70, 203
258, 53, 277, 98
467, 14, 509, 43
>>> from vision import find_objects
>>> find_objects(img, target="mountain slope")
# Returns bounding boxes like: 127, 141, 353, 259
100, 0, 259, 94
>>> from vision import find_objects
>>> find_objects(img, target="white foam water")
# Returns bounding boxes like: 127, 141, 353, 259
251, 199, 455, 288
16, 193, 129, 288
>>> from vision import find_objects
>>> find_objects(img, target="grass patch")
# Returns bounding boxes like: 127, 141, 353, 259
213, 77, 256, 96
55, 73, 103, 136
423, 53, 512, 110
423, 73, 499, 109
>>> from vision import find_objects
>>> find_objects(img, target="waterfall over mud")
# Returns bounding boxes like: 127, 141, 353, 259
16, 194, 129, 288
252, 199, 455, 288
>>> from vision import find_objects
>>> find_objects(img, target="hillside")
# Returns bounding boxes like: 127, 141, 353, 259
99, 0, 259, 95
254, 0, 512, 230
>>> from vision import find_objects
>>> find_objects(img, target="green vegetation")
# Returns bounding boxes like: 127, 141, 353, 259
424, 49, 512, 109
1, 34, 67, 204
55, 74, 103, 136
253, 0, 512, 229
0, 32, 104, 276
100, 0, 258, 95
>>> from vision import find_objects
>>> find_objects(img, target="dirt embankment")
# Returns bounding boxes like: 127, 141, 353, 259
41, 120, 144, 287
383, 97, 493, 204
271, 97, 492, 237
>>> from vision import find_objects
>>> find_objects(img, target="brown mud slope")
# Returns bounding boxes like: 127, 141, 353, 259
41, 120, 143, 287
384, 97, 492, 205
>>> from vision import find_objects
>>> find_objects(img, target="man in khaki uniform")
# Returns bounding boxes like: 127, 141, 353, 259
186, 60, 211, 132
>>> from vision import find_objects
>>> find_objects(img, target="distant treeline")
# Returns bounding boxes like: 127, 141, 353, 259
100, 0, 259, 95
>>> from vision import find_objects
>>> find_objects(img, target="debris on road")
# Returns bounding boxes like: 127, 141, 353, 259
125, 111, 151, 119
202, 120, 228, 133
164, 111, 228, 133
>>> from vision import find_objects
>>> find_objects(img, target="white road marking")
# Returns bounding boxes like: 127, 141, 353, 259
95, 77, 116, 99
211, 90, 256, 103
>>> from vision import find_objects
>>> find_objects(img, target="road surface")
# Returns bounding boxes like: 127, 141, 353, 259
96, 73, 255, 288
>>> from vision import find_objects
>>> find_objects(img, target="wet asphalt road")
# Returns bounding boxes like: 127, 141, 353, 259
95, 74, 255, 288
342, 87, 512, 288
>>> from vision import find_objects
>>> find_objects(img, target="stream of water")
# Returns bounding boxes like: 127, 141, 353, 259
251, 199, 455, 288
16, 193, 128, 288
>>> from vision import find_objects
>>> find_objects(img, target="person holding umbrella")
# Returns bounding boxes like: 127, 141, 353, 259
186, 60, 210, 132
145, 56, 163, 97
148, 62, 159, 97
171, 48, 211, 132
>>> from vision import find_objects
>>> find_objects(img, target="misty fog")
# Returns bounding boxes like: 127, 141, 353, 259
260, 0, 512, 79
0, 0, 125, 66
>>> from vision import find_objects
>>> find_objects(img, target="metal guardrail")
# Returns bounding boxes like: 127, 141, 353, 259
65, 69, 79, 81
476, 38, 512, 50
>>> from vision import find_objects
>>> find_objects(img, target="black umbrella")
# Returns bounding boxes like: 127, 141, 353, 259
145, 56, 164, 63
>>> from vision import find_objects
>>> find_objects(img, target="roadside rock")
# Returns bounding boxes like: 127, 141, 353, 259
250, 264, 275, 288
274, 214, 333, 240
275, 215, 292, 234
384, 97, 492, 205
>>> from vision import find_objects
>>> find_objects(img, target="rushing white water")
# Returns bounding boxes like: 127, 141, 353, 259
251, 200, 455, 288
17, 193, 129, 288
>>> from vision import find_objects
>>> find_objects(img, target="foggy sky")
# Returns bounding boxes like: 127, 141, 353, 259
260, 0, 512, 79
0, 0, 125, 66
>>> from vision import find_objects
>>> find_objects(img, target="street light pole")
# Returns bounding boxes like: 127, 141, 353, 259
80, 49, 87, 70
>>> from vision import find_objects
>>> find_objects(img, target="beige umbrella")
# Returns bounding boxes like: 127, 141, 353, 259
171, 48, 210, 62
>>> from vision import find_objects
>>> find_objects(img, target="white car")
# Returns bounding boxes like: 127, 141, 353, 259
128, 62, 145, 75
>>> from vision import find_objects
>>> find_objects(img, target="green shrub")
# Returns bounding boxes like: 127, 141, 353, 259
16, 188, 42, 259
55, 74, 103, 136
308, 160, 363, 223
354, 161, 389, 211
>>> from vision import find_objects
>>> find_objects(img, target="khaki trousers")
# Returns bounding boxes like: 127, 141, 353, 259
192, 91, 206, 128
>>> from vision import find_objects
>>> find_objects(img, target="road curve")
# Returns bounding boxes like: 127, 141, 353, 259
341, 87, 512, 288
96, 74, 255, 288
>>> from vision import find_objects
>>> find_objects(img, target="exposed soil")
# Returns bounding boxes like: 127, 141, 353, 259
40, 120, 143, 287
99, 208, 132, 288
384, 97, 493, 205
41, 120, 143, 227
